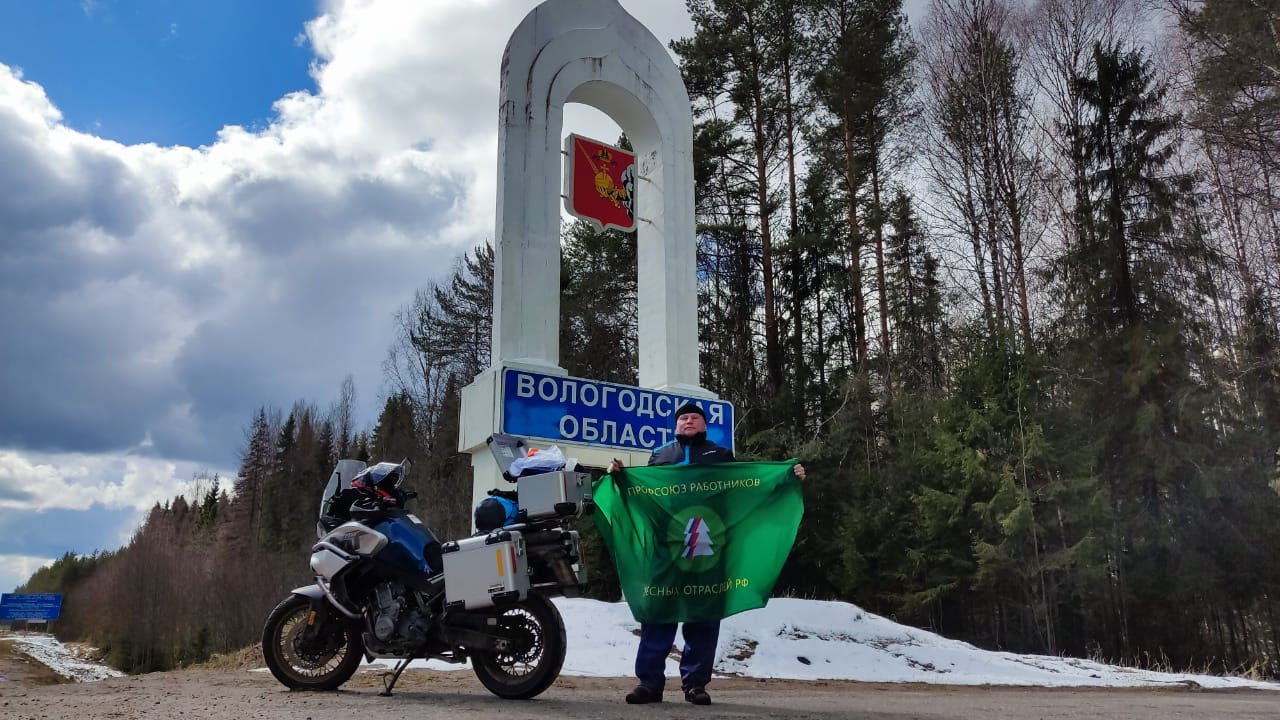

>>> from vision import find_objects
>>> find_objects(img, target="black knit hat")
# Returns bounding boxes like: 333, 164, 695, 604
673, 402, 706, 421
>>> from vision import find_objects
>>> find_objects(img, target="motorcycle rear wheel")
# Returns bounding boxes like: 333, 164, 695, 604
470, 592, 567, 699
262, 593, 364, 690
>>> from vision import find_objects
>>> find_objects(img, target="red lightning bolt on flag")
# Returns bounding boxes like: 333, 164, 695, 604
684, 517, 705, 558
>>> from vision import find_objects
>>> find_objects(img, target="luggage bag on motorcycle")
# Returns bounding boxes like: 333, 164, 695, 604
441, 529, 530, 610
516, 470, 593, 522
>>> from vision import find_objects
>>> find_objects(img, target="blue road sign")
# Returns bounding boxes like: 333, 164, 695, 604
0, 593, 62, 621
500, 368, 735, 453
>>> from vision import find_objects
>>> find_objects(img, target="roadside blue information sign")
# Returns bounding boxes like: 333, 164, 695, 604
0, 593, 62, 621
500, 368, 734, 452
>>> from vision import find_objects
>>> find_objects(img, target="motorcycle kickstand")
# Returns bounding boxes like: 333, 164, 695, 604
379, 657, 413, 696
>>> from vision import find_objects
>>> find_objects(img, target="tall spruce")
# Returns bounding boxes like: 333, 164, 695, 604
884, 190, 945, 390
231, 408, 274, 547
1054, 42, 1219, 664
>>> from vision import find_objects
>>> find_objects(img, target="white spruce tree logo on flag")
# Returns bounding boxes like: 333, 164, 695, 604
683, 517, 716, 558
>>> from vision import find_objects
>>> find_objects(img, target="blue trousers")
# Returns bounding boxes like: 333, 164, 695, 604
634, 620, 720, 690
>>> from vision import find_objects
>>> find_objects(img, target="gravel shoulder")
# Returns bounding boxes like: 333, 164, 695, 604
2, 664, 1278, 720
0, 639, 68, 688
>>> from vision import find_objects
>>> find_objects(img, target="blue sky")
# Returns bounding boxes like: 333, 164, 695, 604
0, 0, 317, 147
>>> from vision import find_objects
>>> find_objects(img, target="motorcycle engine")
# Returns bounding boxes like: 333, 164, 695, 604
367, 581, 432, 654
373, 582, 404, 641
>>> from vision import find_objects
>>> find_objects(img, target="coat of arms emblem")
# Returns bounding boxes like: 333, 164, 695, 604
563, 133, 636, 232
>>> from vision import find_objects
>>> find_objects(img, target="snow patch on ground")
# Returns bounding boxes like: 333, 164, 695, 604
3, 633, 124, 682
376, 597, 1280, 691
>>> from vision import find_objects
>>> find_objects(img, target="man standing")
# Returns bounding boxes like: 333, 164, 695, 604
608, 401, 804, 706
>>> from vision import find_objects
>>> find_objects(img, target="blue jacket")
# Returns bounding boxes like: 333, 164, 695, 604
647, 434, 734, 466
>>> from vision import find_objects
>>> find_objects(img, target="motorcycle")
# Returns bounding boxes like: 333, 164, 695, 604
260, 444, 591, 699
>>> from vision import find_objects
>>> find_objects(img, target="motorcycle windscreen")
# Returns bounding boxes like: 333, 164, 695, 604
320, 459, 368, 518
373, 516, 440, 576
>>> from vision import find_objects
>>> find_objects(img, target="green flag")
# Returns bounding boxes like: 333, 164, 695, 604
592, 461, 804, 624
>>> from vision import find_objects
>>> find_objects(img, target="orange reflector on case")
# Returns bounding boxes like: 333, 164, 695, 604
495, 547, 504, 576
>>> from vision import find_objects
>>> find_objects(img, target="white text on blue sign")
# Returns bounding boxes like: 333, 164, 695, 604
500, 369, 734, 452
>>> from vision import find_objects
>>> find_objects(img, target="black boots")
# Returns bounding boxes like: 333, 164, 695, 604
625, 685, 663, 704
683, 686, 712, 705
624, 684, 711, 705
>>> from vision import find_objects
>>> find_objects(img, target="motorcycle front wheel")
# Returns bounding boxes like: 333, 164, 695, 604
262, 593, 364, 690
471, 592, 567, 699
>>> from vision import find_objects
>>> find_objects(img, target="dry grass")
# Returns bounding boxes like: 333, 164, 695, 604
195, 642, 265, 671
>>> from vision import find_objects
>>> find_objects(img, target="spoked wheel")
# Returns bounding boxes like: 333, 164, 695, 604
261, 593, 364, 690
470, 592, 567, 699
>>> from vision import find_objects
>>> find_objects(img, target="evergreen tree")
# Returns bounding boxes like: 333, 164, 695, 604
258, 410, 298, 549
803, 0, 915, 374
420, 374, 474, 542
431, 243, 495, 381
926, 333, 1065, 651
372, 391, 420, 463
559, 218, 637, 384
386, 242, 494, 449
229, 408, 274, 547
1053, 42, 1221, 664
17, 552, 107, 594
196, 474, 221, 530
884, 189, 944, 390
688, 110, 765, 410
794, 145, 854, 413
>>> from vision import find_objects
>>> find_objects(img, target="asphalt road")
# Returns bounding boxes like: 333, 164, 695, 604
1, 668, 1277, 720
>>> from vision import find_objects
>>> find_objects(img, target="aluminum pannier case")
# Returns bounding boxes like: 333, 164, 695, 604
440, 529, 530, 610
516, 470, 593, 521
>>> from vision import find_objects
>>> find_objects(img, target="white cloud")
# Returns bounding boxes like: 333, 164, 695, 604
0, 555, 55, 594
0, 449, 226, 513
0, 449, 232, 591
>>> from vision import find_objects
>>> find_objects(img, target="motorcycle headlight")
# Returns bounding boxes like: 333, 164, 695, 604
334, 531, 361, 554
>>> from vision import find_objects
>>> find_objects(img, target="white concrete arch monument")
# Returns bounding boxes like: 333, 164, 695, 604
459, 0, 732, 506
